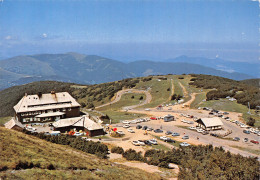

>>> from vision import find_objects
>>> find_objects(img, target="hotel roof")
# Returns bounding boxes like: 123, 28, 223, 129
14, 92, 80, 113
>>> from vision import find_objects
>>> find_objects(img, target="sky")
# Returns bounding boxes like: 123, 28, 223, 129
0, 0, 259, 62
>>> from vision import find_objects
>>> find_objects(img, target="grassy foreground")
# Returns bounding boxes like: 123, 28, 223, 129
0, 127, 162, 180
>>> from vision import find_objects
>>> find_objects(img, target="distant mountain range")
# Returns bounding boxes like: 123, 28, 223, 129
164, 55, 259, 78
0, 52, 255, 90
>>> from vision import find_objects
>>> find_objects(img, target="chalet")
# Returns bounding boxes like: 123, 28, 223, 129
196, 117, 223, 131
4, 118, 24, 131
52, 115, 104, 137
13, 91, 81, 124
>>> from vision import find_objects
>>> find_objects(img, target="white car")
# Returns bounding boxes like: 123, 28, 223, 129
149, 139, 158, 145
180, 142, 190, 147
160, 136, 168, 141
137, 140, 145, 146
181, 119, 187, 123
123, 124, 130, 128
74, 132, 83, 136
145, 108, 151, 111
189, 126, 196, 130
197, 129, 204, 133
127, 128, 135, 133
132, 141, 140, 146
122, 120, 130, 124
117, 131, 125, 135
131, 120, 137, 124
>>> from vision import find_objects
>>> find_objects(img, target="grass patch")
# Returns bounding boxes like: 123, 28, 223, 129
99, 93, 146, 111
199, 99, 260, 127
137, 78, 171, 108
0, 127, 161, 180
190, 93, 207, 108
230, 145, 260, 155
0, 116, 11, 125
100, 110, 146, 123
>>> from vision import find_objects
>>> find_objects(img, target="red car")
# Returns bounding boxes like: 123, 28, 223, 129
150, 117, 157, 120
250, 140, 259, 144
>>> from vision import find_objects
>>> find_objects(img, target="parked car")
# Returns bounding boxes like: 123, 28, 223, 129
182, 135, 189, 139
202, 131, 209, 135
142, 126, 148, 130
44, 132, 51, 136
165, 131, 173, 135
149, 139, 158, 145
160, 136, 168, 141
243, 138, 248, 142
250, 140, 259, 144
136, 125, 142, 129
117, 131, 125, 135
180, 142, 190, 147
144, 140, 152, 145
154, 129, 163, 133
243, 130, 250, 134
123, 124, 130, 128
150, 117, 157, 120
127, 128, 135, 133
210, 133, 218, 137
165, 138, 175, 143
131, 120, 137, 124
189, 126, 196, 130
145, 108, 151, 111
132, 141, 140, 146
233, 137, 240, 141
172, 132, 180, 136
137, 140, 145, 146
147, 127, 153, 131
122, 120, 130, 124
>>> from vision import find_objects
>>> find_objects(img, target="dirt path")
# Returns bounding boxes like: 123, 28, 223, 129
96, 89, 152, 110
178, 82, 188, 98
168, 79, 175, 101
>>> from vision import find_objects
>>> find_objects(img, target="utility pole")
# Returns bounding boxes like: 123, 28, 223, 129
247, 102, 251, 115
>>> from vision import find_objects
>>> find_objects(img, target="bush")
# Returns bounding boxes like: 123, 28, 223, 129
123, 149, 145, 162
247, 117, 255, 126
139, 96, 144, 100
111, 146, 124, 154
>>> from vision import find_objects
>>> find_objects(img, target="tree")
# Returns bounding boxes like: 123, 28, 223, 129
139, 96, 144, 100
131, 95, 134, 99
247, 117, 255, 126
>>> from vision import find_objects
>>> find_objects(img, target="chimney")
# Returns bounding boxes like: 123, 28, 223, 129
37, 92, 42, 98
25, 93, 27, 97
51, 91, 55, 94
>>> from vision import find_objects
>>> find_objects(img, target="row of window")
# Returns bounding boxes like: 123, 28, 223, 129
22, 116, 61, 123
20, 108, 71, 117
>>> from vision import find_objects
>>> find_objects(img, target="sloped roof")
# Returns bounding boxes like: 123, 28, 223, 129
4, 118, 24, 129
14, 92, 80, 113
197, 117, 223, 127
53, 115, 103, 131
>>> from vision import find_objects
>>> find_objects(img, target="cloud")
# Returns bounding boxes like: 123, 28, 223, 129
5, 35, 12, 40
42, 33, 48, 38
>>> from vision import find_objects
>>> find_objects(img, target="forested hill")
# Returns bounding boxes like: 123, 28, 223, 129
241, 78, 260, 88
0, 53, 254, 90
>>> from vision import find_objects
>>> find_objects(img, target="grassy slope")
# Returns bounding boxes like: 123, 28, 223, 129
137, 78, 171, 108
0, 116, 11, 125
98, 93, 147, 123
0, 127, 161, 180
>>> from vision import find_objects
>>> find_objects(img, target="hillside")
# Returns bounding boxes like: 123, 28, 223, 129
0, 127, 161, 179
0, 53, 254, 90
241, 78, 260, 88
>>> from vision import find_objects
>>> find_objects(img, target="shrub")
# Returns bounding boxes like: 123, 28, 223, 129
123, 149, 145, 162
111, 146, 124, 154
247, 117, 255, 126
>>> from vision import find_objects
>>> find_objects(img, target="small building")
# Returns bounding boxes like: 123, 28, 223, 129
4, 118, 24, 131
13, 91, 81, 124
196, 117, 223, 131
52, 115, 104, 137
164, 114, 175, 122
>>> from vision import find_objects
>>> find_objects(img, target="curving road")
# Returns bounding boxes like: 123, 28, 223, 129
95, 89, 152, 110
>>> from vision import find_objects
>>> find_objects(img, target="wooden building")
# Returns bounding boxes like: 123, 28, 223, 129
13, 91, 80, 124
4, 118, 24, 131
196, 117, 223, 131
52, 115, 104, 137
